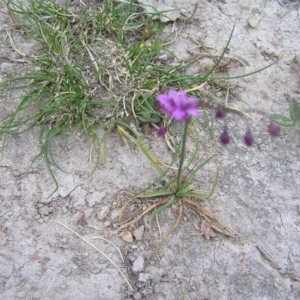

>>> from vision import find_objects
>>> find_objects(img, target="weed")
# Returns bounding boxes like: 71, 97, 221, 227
0, 1, 279, 246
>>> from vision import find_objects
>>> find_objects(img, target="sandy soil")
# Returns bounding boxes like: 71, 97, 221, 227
1, 0, 300, 299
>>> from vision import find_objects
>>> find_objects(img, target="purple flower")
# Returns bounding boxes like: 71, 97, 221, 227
244, 130, 254, 147
220, 130, 230, 145
157, 127, 167, 137
268, 121, 280, 136
156, 89, 200, 122
215, 108, 226, 119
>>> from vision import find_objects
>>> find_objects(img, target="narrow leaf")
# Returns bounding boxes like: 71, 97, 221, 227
117, 125, 164, 176
150, 195, 175, 221
138, 190, 174, 198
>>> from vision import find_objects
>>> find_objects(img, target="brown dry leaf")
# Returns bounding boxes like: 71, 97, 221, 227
201, 220, 216, 240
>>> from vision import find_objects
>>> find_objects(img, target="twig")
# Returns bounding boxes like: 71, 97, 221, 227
6, 28, 26, 56
91, 236, 124, 262
155, 210, 162, 236
117, 198, 169, 233
53, 220, 134, 292
153, 201, 184, 251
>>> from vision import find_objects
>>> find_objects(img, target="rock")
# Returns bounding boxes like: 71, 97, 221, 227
104, 221, 110, 228
15, 291, 26, 298
133, 292, 142, 300
138, 272, 151, 283
97, 206, 109, 220
122, 231, 133, 243
201, 220, 216, 240
39, 206, 50, 216
132, 256, 144, 273
248, 13, 261, 28
292, 281, 300, 294
133, 225, 144, 241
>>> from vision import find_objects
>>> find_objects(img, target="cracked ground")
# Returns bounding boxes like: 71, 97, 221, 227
1, 0, 300, 299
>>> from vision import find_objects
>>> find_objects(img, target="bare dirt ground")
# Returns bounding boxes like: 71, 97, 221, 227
1, 0, 300, 299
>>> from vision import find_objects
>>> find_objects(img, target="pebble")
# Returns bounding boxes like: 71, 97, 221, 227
133, 292, 142, 300
15, 291, 26, 298
133, 225, 144, 241
104, 221, 110, 228
132, 256, 144, 273
248, 13, 261, 28
97, 206, 109, 220
39, 206, 50, 216
122, 231, 133, 243
138, 272, 151, 283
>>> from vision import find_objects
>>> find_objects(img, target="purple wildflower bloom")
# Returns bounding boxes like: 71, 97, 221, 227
268, 121, 280, 136
157, 127, 167, 137
156, 89, 200, 122
220, 130, 230, 145
244, 130, 254, 147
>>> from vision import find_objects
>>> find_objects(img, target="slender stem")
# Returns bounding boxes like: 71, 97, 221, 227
176, 117, 190, 192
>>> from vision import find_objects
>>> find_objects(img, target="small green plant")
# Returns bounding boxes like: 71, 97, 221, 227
1, 0, 278, 205
116, 89, 237, 249
270, 99, 300, 134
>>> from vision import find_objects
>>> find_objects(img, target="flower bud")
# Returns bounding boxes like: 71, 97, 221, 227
220, 130, 230, 145
215, 108, 226, 119
244, 130, 254, 147
268, 121, 280, 136
157, 127, 167, 137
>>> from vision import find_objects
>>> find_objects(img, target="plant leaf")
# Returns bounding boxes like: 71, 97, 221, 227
295, 121, 300, 134
176, 184, 194, 196
117, 125, 164, 176
290, 99, 300, 121
150, 195, 175, 222
137, 189, 174, 198
270, 114, 293, 127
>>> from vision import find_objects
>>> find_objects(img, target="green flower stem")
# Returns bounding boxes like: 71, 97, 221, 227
176, 117, 190, 193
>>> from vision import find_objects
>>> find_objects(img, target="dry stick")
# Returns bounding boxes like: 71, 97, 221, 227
184, 210, 200, 231
256, 245, 283, 272
53, 220, 134, 292
91, 237, 124, 263
183, 198, 239, 237
6, 28, 26, 56
153, 202, 184, 252
117, 198, 169, 233
155, 210, 162, 237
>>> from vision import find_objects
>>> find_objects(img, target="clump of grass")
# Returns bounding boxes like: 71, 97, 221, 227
0, 0, 277, 212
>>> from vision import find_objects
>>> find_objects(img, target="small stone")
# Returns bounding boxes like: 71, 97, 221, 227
97, 206, 109, 220
122, 231, 133, 243
112, 201, 117, 206
138, 272, 151, 283
133, 225, 144, 241
15, 291, 26, 298
133, 292, 142, 300
292, 281, 300, 293
89, 188, 95, 193
132, 256, 144, 273
39, 206, 50, 216
248, 13, 261, 28
132, 245, 138, 249
38, 218, 44, 223
104, 221, 110, 228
